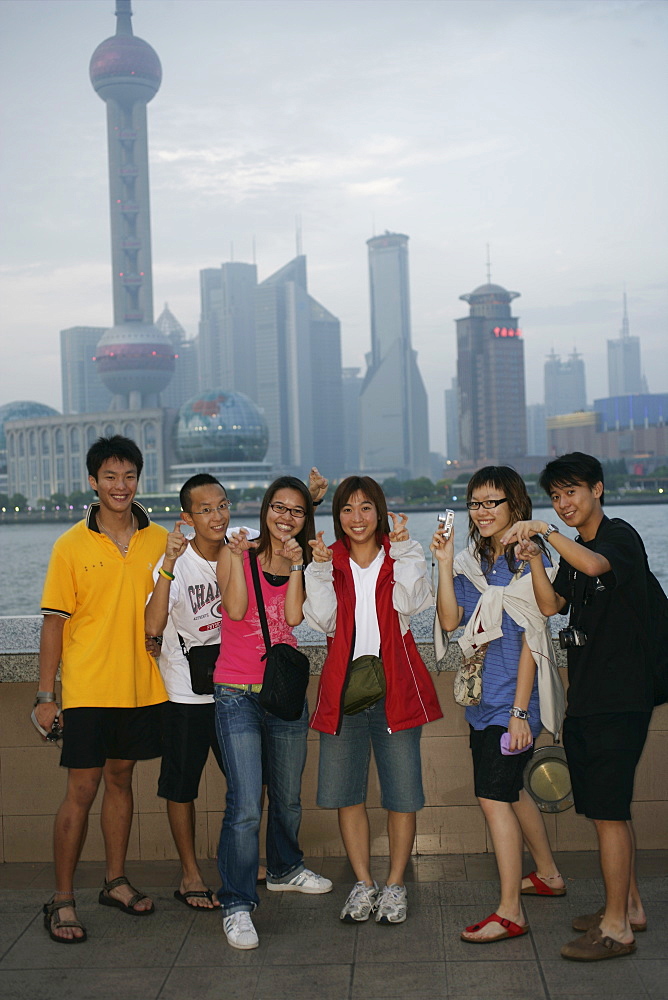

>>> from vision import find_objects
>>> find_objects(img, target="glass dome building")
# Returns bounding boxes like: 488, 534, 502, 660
174, 391, 268, 463
0, 401, 59, 452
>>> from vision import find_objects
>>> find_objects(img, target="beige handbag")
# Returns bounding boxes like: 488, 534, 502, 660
453, 642, 487, 706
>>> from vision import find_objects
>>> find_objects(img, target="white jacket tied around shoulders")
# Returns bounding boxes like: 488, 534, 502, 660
434, 548, 565, 739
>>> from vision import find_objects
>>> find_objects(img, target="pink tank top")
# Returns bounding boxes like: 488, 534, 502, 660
214, 551, 297, 685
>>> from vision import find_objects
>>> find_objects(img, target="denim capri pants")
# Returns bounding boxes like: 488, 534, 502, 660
316, 698, 424, 813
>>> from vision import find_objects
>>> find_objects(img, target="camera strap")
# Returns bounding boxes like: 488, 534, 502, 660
567, 567, 580, 628
567, 538, 603, 629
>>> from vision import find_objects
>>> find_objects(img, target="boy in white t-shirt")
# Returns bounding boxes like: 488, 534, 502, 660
145, 474, 258, 909
145, 469, 328, 910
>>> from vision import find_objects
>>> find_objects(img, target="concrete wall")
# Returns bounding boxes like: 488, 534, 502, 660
1, 641, 666, 863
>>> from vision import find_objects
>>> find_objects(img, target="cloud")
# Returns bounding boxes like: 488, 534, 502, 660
347, 177, 404, 198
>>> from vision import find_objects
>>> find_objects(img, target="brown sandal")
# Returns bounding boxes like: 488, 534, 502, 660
572, 905, 646, 933
561, 925, 636, 961
98, 875, 155, 916
43, 896, 87, 944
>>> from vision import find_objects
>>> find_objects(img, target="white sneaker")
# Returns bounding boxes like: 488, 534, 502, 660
375, 883, 407, 923
266, 868, 333, 894
340, 881, 379, 922
223, 911, 259, 950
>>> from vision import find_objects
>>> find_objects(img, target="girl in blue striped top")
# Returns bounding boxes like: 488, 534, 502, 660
432, 467, 565, 943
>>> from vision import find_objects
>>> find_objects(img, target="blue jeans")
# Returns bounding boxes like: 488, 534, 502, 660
214, 684, 308, 915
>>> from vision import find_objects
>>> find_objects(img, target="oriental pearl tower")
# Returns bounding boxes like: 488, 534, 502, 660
90, 0, 174, 410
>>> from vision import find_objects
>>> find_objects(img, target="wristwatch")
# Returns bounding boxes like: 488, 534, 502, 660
290, 564, 305, 572
509, 706, 530, 720
542, 524, 560, 540
34, 691, 57, 706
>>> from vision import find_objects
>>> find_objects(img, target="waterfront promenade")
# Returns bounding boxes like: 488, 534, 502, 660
1, 849, 666, 1000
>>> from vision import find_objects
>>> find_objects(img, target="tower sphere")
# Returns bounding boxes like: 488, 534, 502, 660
90, 34, 162, 105
94, 322, 175, 397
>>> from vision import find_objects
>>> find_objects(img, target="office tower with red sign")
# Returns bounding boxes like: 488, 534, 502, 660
456, 282, 527, 464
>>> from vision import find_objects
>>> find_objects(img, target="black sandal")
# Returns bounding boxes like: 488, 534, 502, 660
98, 875, 155, 916
43, 895, 87, 944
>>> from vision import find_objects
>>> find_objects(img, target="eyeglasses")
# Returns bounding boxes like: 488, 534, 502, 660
191, 501, 232, 516
269, 502, 306, 519
466, 498, 508, 511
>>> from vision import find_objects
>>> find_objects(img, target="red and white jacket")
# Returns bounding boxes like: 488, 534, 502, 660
304, 536, 443, 735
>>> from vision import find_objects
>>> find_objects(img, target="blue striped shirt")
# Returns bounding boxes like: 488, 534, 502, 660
454, 555, 546, 737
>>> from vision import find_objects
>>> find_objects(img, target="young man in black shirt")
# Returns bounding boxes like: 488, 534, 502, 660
501, 453, 653, 962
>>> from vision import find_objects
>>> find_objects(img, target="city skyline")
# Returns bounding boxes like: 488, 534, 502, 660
1, 0, 667, 453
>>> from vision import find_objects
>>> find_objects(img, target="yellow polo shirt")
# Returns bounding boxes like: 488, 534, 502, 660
41, 502, 168, 709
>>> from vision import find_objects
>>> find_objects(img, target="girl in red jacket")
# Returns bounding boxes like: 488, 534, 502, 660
304, 476, 442, 925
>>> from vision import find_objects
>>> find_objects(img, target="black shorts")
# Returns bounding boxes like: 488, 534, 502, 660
563, 712, 651, 821
157, 701, 224, 803
60, 703, 165, 769
469, 725, 531, 803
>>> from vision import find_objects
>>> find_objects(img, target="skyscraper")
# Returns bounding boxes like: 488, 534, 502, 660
608, 294, 644, 396
155, 305, 199, 411
526, 403, 547, 456
444, 377, 459, 462
341, 367, 363, 473
359, 232, 429, 478
60, 326, 112, 414
456, 282, 527, 464
544, 348, 587, 417
255, 255, 344, 476
198, 268, 223, 391
309, 296, 345, 477
198, 262, 258, 398
89, 0, 174, 409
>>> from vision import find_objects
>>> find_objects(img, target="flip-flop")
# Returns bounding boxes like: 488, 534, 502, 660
521, 871, 567, 896
561, 925, 636, 961
572, 905, 647, 934
461, 912, 529, 943
173, 889, 219, 910
98, 875, 155, 916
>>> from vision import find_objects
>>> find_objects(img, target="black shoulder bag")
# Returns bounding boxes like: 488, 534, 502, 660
249, 551, 310, 721
177, 632, 218, 696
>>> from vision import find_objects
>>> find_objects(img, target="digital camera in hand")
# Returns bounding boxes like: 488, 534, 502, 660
437, 510, 455, 540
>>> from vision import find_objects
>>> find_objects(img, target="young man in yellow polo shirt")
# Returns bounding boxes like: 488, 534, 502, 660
34, 435, 168, 944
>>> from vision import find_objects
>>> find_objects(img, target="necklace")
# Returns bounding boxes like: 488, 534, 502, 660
263, 558, 289, 583
192, 538, 218, 572
98, 513, 136, 554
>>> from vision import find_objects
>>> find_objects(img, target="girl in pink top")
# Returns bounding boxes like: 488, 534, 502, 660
213, 476, 332, 951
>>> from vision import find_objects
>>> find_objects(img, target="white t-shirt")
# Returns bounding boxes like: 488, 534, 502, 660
350, 548, 384, 660
152, 528, 257, 704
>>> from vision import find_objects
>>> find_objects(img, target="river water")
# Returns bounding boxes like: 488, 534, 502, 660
1, 505, 666, 617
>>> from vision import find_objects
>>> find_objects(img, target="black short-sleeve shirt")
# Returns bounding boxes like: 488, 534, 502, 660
552, 516, 654, 716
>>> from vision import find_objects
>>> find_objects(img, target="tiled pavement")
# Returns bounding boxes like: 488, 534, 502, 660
0, 851, 666, 1000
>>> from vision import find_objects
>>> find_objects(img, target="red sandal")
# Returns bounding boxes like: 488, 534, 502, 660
521, 871, 566, 896
461, 912, 529, 942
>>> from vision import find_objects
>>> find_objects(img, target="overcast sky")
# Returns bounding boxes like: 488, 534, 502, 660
1, 0, 666, 453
